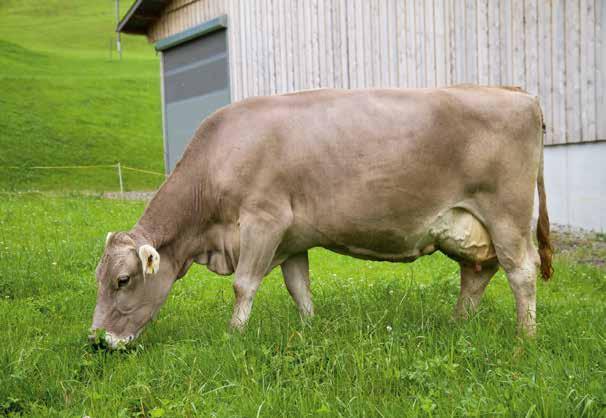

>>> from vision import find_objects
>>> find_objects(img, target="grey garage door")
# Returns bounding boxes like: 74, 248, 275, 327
159, 18, 230, 173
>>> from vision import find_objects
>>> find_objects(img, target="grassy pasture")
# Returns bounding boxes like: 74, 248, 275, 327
0, 0, 164, 191
3, 2, 604, 416
0, 194, 605, 417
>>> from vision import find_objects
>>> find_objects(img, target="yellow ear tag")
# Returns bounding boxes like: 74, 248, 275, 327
147, 256, 155, 274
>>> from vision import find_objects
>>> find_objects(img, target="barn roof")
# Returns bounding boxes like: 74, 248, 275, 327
117, 0, 170, 35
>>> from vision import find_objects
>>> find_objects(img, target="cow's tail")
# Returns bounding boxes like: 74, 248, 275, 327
536, 107, 554, 281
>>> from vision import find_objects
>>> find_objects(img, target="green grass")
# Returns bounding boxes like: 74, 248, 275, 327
1, 195, 605, 417
4, 2, 604, 417
0, 0, 164, 191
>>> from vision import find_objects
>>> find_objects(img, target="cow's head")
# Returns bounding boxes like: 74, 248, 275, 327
89, 231, 176, 349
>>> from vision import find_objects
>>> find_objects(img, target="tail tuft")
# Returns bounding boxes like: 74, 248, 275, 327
537, 188, 553, 281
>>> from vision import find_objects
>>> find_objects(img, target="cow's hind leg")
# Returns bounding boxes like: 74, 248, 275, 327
230, 216, 289, 330
505, 250, 537, 335
490, 222, 539, 335
281, 252, 314, 317
454, 261, 498, 320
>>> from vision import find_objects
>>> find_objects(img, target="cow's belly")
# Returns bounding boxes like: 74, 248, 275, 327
318, 208, 496, 266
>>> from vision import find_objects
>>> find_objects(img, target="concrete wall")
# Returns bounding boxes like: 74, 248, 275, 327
544, 142, 606, 231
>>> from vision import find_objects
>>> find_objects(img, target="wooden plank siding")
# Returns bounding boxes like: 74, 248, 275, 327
146, 0, 604, 145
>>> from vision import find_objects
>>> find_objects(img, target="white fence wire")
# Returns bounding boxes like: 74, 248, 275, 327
1, 163, 166, 198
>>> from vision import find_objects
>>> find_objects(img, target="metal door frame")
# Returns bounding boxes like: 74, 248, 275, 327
156, 15, 230, 174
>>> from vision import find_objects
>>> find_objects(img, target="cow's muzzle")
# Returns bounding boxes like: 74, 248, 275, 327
88, 328, 137, 350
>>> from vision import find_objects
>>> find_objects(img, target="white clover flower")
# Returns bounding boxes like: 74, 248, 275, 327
386, 325, 393, 333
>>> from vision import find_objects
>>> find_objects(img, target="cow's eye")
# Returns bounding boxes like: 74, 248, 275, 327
117, 276, 130, 288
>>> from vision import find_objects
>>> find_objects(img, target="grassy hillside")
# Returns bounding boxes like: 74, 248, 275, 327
0, 0, 164, 191
1, 195, 605, 416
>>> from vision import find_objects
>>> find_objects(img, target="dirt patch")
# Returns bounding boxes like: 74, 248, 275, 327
551, 225, 606, 268
102, 191, 156, 201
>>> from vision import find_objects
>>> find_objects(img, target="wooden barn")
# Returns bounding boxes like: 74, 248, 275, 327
118, 0, 605, 231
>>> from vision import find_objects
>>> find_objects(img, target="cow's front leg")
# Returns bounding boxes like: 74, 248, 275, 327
231, 276, 262, 330
281, 252, 314, 317
230, 216, 288, 331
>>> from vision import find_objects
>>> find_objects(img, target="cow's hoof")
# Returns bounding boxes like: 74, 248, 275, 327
229, 321, 247, 334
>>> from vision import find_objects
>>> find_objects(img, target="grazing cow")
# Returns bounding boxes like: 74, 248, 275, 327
90, 86, 553, 349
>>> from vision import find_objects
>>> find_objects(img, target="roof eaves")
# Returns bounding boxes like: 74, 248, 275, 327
116, 0, 170, 35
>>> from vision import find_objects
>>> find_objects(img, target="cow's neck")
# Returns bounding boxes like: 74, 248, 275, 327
130, 171, 205, 260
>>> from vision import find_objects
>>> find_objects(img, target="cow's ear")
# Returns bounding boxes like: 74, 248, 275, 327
138, 245, 160, 275
105, 232, 114, 246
